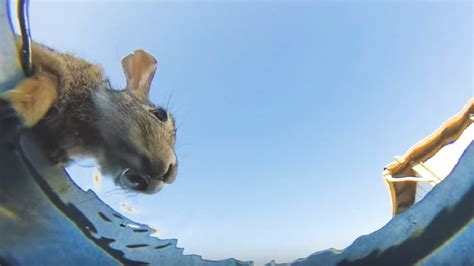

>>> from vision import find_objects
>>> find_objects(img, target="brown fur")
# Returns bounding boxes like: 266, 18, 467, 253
3, 72, 58, 127
20, 42, 113, 163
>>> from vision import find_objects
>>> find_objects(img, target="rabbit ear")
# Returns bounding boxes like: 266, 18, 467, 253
122, 49, 157, 101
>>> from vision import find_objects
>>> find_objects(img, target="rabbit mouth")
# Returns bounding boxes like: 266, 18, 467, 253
116, 168, 165, 194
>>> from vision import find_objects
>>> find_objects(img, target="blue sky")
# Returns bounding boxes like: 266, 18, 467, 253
24, 1, 473, 265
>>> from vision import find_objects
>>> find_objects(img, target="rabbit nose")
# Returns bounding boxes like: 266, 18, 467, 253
161, 162, 178, 184
149, 150, 177, 184
156, 151, 177, 184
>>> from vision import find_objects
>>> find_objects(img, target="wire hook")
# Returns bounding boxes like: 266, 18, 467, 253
17, 0, 33, 77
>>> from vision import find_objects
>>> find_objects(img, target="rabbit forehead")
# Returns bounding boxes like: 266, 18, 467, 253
92, 89, 176, 161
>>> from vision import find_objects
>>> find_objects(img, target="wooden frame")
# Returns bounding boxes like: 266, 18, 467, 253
383, 98, 474, 215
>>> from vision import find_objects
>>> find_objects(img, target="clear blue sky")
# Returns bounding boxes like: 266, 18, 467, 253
26, 1, 472, 265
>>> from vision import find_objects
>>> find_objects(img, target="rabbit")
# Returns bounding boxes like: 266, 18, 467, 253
1, 41, 178, 194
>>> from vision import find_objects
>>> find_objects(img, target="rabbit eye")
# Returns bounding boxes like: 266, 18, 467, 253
151, 108, 168, 122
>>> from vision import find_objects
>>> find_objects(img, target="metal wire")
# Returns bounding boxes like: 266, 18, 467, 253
17, 0, 33, 77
